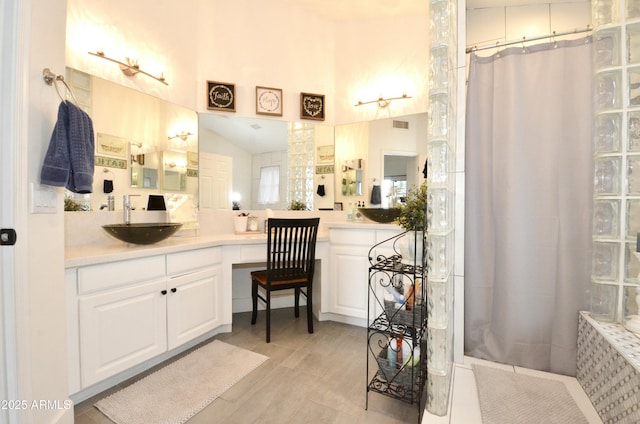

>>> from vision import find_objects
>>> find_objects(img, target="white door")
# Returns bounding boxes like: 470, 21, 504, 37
1, 1, 26, 421
166, 266, 221, 350
199, 152, 232, 210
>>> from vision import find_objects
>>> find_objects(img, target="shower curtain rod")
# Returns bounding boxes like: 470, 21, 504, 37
465, 26, 592, 54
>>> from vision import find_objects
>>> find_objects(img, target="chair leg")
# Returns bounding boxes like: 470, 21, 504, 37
266, 290, 271, 343
306, 288, 313, 334
250, 280, 258, 325
294, 288, 300, 318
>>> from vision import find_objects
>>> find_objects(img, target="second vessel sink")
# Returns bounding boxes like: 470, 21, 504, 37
358, 208, 401, 223
102, 222, 183, 245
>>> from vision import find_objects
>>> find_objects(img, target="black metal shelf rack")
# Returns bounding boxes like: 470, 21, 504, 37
365, 230, 428, 422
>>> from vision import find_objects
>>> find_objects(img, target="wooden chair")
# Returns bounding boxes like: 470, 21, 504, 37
250, 217, 320, 342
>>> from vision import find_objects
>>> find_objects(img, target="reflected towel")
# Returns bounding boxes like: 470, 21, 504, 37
41, 101, 95, 193
103, 179, 114, 193
370, 184, 381, 205
317, 184, 326, 197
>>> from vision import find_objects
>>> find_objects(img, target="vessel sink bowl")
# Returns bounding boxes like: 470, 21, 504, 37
102, 222, 183, 245
358, 208, 401, 223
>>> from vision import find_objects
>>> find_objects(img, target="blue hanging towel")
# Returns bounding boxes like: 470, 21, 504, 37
41, 101, 95, 193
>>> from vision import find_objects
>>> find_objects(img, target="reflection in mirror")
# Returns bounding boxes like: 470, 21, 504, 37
63, 68, 198, 213
382, 154, 418, 208
334, 113, 427, 210
162, 150, 187, 191
198, 114, 335, 211
130, 142, 160, 189
341, 159, 363, 196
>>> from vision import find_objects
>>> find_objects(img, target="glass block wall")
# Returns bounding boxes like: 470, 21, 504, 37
287, 122, 315, 210
591, 0, 640, 328
425, 0, 457, 415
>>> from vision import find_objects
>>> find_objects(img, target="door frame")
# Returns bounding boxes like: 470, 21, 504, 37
1, 0, 32, 421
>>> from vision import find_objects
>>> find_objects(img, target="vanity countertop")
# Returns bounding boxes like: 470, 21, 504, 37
65, 232, 329, 268
65, 219, 398, 269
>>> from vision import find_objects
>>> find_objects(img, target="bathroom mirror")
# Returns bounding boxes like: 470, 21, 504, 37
65, 68, 198, 212
198, 113, 334, 210
334, 112, 427, 208
198, 112, 427, 211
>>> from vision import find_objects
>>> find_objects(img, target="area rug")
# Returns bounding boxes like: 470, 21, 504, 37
472, 364, 589, 424
95, 340, 268, 424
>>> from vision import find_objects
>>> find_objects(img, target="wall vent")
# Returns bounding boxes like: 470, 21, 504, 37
392, 120, 409, 129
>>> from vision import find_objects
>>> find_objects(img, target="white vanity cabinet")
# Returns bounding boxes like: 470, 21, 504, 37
67, 246, 223, 395
74, 255, 167, 388
166, 247, 222, 350
327, 227, 402, 326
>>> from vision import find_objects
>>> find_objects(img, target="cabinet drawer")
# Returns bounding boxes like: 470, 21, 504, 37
167, 247, 221, 277
78, 255, 165, 295
329, 229, 376, 246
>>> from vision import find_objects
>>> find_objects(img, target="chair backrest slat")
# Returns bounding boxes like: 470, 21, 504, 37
266, 218, 320, 284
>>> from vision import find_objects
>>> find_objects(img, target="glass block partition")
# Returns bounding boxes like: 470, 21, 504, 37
425, 0, 457, 415
287, 123, 315, 210
591, 0, 640, 329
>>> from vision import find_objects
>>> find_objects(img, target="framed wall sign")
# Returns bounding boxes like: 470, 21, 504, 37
207, 81, 236, 112
256, 86, 283, 116
96, 133, 127, 158
300, 92, 325, 121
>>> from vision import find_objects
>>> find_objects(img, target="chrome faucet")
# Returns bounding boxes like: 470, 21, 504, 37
123, 194, 140, 224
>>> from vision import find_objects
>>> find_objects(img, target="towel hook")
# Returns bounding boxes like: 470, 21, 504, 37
43, 68, 80, 105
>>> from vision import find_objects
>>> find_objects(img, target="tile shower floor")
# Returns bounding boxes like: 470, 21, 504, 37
74, 309, 602, 424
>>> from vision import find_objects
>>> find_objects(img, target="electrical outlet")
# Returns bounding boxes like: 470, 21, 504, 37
30, 183, 57, 214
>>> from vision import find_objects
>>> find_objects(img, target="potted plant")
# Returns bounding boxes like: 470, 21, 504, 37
289, 200, 307, 211
394, 182, 427, 264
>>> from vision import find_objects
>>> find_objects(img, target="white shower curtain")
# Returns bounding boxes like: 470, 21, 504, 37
465, 38, 593, 376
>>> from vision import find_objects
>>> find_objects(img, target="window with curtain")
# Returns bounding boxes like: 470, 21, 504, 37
258, 166, 280, 205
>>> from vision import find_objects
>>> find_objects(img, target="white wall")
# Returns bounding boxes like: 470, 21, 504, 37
333, 16, 430, 125
66, 0, 431, 127
23, 0, 74, 422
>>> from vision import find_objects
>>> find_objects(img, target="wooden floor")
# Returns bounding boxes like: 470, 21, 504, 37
74, 308, 422, 423
74, 308, 602, 423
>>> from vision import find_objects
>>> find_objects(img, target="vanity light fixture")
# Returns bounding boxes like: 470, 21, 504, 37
88, 51, 168, 85
355, 92, 412, 108
168, 131, 193, 142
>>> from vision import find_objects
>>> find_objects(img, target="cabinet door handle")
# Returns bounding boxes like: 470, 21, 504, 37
161, 290, 167, 295
171, 288, 177, 293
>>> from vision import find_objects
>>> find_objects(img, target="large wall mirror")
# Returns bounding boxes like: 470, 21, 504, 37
65, 68, 198, 214
198, 112, 427, 211
334, 112, 428, 209
198, 114, 335, 211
